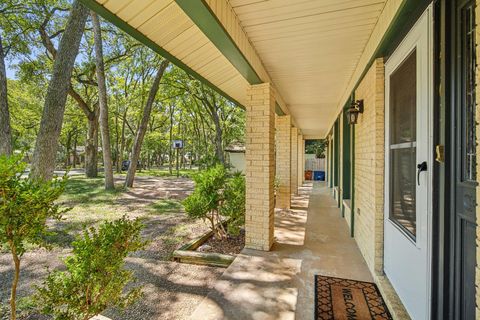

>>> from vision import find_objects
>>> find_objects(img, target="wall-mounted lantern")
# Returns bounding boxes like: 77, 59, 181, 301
345, 99, 364, 125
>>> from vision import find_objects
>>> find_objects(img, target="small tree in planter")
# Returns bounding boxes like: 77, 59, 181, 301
35, 217, 146, 320
220, 172, 245, 236
183, 165, 246, 239
183, 165, 228, 239
0, 155, 68, 320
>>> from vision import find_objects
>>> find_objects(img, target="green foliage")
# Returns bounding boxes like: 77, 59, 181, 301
183, 165, 226, 225
183, 165, 245, 238
305, 139, 327, 158
0, 154, 68, 255
220, 172, 245, 236
0, 154, 68, 319
35, 217, 146, 320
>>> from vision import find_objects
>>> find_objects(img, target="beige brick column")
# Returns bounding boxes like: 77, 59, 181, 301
245, 83, 275, 251
275, 115, 291, 209
301, 137, 306, 183
298, 134, 303, 186
291, 127, 298, 195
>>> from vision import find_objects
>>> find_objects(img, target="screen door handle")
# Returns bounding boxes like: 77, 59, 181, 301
417, 161, 427, 186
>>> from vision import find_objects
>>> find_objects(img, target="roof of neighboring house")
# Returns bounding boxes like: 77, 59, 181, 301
225, 142, 245, 153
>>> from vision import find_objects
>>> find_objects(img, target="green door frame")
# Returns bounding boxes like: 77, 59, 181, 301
341, 105, 351, 217
333, 119, 340, 207
350, 123, 356, 237
328, 133, 334, 188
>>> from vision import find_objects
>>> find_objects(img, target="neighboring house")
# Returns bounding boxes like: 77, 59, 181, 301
225, 143, 245, 173
79, 1, 477, 319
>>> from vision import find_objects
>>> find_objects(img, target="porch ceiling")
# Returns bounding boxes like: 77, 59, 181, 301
82, 0, 392, 137
229, 0, 388, 136
87, 0, 251, 108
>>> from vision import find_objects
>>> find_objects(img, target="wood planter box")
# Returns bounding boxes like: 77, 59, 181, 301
172, 229, 236, 268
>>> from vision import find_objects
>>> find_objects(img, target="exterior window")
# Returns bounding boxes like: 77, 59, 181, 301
389, 50, 417, 239
462, 5, 476, 182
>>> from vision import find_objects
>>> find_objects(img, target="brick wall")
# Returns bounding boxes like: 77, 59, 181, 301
245, 83, 275, 251
275, 115, 291, 209
353, 58, 385, 275
298, 133, 303, 187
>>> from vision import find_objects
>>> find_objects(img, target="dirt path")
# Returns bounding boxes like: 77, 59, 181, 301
0, 175, 223, 320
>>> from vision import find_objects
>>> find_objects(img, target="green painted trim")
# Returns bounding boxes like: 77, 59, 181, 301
342, 102, 351, 201
333, 119, 340, 187
78, 0, 245, 109
334, 118, 341, 208
350, 92, 355, 238
275, 102, 285, 116
175, 0, 262, 85
351, 123, 355, 238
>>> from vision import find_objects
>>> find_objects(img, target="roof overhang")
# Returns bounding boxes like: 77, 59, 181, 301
79, 0, 414, 137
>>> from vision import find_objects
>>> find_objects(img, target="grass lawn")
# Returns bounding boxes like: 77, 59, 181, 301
44, 173, 194, 248
134, 167, 198, 178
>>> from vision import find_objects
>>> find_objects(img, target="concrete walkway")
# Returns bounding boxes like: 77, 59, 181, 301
190, 182, 372, 320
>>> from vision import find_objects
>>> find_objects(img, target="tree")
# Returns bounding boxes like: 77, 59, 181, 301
125, 59, 169, 187
183, 165, 228, 239
0, 34, 12, 155
30, 1, 89, 180
92, 12, 114, 190
183, 165, 246, 239
305, 139, 327, 158
0, 154, 68, 320
0, 0, 40, 156
35, 217, 146, 320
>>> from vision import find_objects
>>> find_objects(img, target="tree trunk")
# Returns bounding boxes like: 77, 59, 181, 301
9, 242, 20, 320
30, 1, 89, 180
212, 111, 225, 165
85, 112, 99, 177
118, 108, 127, 173
65, 131, 72, 167
114, 107, 119, 172
0, 34, 12, 156
73, 133, 78, 168
168, 105, 174, 174
125, 60, 169, 187
92, 12, 114, 190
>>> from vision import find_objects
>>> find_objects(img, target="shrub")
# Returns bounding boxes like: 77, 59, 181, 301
183, 165, 245, 238
183, 164, 227, 238
35, 217, 146, 320
220, 172, 245, 236
0, 155, 68, 320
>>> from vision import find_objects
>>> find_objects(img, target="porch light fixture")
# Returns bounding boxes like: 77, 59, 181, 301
346, 99, 364, 125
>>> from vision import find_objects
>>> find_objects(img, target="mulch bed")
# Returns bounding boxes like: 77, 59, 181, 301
201, 229, 245, 255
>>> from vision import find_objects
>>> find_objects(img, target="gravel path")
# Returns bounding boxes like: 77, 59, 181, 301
0, 176, 224, 320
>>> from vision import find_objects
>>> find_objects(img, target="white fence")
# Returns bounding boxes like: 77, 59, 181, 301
305, 154, 325, 171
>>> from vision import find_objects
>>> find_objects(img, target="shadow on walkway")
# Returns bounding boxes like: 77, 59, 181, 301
190, 182, 372, 320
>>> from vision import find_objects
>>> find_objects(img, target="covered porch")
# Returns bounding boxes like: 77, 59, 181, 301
77, 1, 433, 319
190, 182, 373, 319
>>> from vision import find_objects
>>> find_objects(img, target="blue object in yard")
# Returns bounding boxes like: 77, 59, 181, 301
313, 171, 325, 181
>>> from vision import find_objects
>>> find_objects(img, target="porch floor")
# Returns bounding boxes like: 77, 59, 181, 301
189, 182, 372, 320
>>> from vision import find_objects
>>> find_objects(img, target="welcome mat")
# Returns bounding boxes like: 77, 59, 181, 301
315, 275, 392, 320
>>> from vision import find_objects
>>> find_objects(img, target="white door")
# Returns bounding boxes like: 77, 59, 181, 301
384, 6, 433, 320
